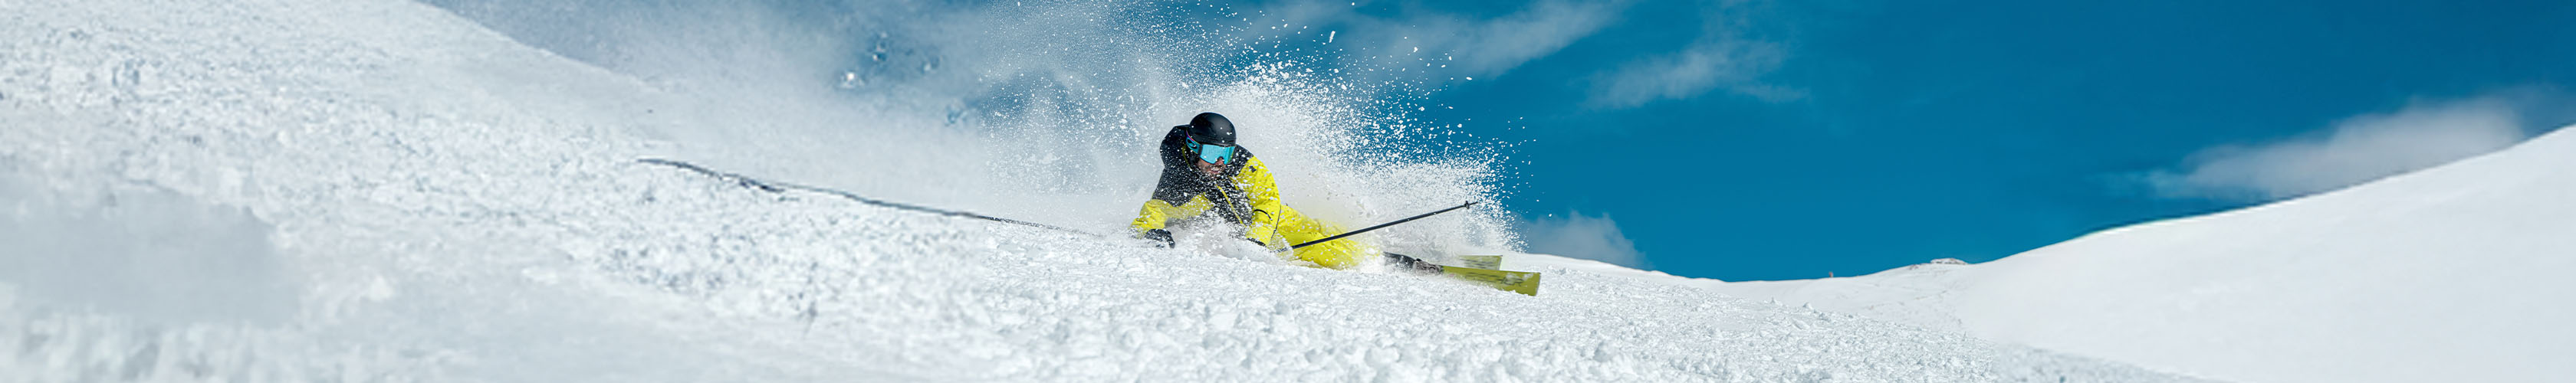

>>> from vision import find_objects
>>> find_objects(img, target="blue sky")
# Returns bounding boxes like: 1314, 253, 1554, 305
429, 0, 2571, 281
1330, 0, 2576, 280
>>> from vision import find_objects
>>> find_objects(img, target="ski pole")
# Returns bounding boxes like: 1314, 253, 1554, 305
639, 158, 1098, 236
1288, 201, 1477, 250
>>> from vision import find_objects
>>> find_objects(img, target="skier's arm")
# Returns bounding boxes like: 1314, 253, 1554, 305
1236, 157, 1290, 247
1131, 196, 1213, 234
1133, 127, 1202, 236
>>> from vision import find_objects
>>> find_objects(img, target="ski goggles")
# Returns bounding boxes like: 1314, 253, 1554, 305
1188, 139, 1237, 165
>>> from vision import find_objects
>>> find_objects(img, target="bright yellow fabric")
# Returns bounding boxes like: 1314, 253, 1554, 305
1131, 156, 1374, 269
1234, 157, 1286, 245
1267, 205, 1371, 269
1129, 196, 1212, 232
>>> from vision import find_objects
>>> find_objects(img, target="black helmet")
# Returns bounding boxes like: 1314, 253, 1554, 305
1184, 113, 1236, 147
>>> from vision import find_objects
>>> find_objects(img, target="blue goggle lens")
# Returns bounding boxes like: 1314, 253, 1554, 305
1190, 140, 1236, 165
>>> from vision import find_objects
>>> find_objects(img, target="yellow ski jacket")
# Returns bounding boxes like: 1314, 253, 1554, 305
1129, 155, 1287, 244
1132, 128, 1368, 268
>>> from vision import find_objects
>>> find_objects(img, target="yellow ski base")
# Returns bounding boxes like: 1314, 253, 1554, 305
1441, 265, 1541, 296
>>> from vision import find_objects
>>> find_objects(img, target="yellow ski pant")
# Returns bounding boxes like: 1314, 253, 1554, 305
1264, 205, 1374, 270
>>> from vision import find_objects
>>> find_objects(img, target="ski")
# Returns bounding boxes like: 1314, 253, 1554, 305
1389, 253, 1539, 296
1457, 255, 1503, 270
1440, 264, 1542, 296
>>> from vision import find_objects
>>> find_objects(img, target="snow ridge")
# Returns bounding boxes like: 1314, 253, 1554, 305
1717, 126, 2576, 382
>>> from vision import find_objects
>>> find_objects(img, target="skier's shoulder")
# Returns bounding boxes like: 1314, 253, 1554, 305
1237, 149, 1266, 169
1230, 153, 1272, 183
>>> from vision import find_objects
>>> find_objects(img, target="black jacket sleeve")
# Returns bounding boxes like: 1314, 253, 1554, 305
1150, 126, 1199, 204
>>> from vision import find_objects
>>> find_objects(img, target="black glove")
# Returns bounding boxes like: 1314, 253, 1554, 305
1142, 229, 1175, 248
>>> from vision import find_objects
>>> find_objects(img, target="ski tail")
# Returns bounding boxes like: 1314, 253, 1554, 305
1441, 265, 1541, 296
1386, 253, 1539, 296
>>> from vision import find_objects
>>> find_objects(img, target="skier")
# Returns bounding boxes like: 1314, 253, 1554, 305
1131, 112, 1378, 269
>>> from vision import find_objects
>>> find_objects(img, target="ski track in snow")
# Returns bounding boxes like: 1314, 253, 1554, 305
0, 0, 2198, 381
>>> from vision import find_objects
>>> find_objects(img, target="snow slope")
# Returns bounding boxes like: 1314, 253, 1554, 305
1712, 126, 2576, 382
0, 0, 2195, 381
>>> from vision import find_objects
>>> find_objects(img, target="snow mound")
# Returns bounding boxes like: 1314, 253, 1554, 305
1714, 126, 2576, 382
0, 0, 2198, 381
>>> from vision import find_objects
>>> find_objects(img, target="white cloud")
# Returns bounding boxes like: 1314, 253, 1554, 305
2142, 96, 2536, 201
1260, 0, 1628, 80
1393, 0, 1623, 77
1518, 211, 1648, 268
1585, 39, 1792, 108
1584, 3, 1794, 108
